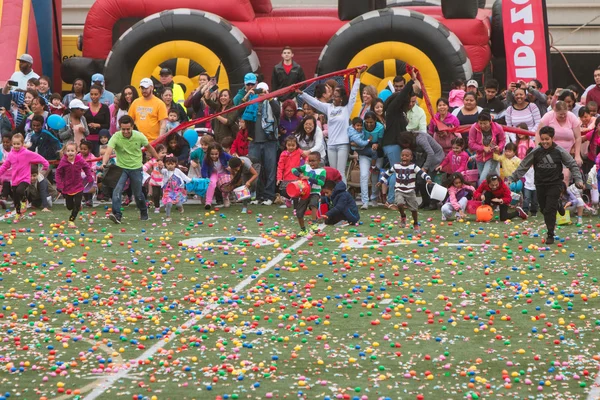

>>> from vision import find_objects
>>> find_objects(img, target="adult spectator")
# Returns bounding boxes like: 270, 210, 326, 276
9, 54, 39, 90
128, 78, 168, 142
233, 73, 258, 106
452, 92, 482, 138
557, 89, 582, 116
15, 96, 48, 141
313, 83, 332, 104
101, 115, 159, 223
301, 102, 327, 138
584, 67, 600, 106
378, 76, 407, 102
466, 80, 480, 97
279, 99, 301, 146
161, 87, 188, 124
203, 89, 239, 144
62, 78, 87, 107
185, 73, 213, 133
154, 68, 186, 109
537, 101, 582, 182
165, 131, 190, 166
239, 82, 280, 205
57, 99, 90, 144
108, 94, 121, 135
298, 67, 364, 182
271, 46, 306, 101
295, 115, 326, 160
468, 110, 505, 185
477, 79, 506, 119
406, 94, 427, 132
10, 88, 37, 128
506, 79, 547, 117
397, 130, 444, 210
504, 87, 541, 143
116, 85, 138, 131
428, 97, 460, 154
84, 84, 111, 154
83, 74, 115, 106
358, 85, 378, 119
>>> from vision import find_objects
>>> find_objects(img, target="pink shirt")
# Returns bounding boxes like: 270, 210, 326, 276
439, 150, 469, 174
540, 111, 579, 153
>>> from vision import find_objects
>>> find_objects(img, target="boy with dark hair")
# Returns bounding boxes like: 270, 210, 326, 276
377, 148, 432, 233
321, 180, 360, 225
29, 114, 61, 162
291, 151, 325, 236
477, 78, 506, 119
474, 174, 527, 221
348, 117, 377, 168
221, 136, 234, 154
508, 126, 584, 244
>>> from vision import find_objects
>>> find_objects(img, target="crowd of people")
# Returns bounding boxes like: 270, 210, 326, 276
0, 49, 599, 243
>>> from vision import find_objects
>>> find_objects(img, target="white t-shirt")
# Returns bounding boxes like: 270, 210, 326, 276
9, 70, 40, 90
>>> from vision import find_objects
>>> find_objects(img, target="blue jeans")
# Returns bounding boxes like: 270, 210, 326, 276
112, 167, 147, 218
476, 160, 499, 186
383, 145, 401, 204
249, 141, 278, 201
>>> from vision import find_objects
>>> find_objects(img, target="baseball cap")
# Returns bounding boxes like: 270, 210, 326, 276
256, 82, 269, 91
91, 73, 105, 83
244, 73, 257, 85
159, 68, 173, 76
69, 99, 89, 110
467, 79, 479, 89
17, 54, 33, 64
140, 78, 154, 88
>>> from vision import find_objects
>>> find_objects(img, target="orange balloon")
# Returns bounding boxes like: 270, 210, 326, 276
476, 205, 494, 222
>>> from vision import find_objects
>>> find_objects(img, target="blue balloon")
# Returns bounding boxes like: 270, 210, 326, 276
510, 180, 523, 193
183, 129, 198, 148
47, 114, 66, 130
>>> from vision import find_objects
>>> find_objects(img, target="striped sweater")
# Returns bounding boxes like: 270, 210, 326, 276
380, 163, 431, 193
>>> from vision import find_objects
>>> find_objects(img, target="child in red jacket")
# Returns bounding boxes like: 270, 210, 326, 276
474, 174, 527, 221
277, 136, 305, 208
231, 119, 249, 157
55, 142, 94, 228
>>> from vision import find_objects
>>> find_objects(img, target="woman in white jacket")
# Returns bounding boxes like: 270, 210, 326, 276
297, 67, 365, 181
295, 115, 326, 161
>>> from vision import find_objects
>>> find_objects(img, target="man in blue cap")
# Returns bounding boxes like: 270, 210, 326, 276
233, 73, 258, 106
83, 73, 115, 106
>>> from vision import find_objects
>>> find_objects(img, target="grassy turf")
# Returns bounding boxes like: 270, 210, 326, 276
0, 204, 599, 400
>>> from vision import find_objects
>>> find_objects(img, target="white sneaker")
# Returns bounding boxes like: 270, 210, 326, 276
154, 207, 160, 214
441, 215, 447, 221
250, 200, 260, 205
261, 199, 273, 206
279, 204, 288, 209
360, 204, 368, 210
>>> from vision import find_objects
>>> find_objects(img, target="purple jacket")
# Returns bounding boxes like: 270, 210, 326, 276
55, 154, 94, 195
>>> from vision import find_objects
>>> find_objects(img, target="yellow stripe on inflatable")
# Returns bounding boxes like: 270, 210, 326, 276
132, 40, 230, 97
0, 0, 4, 29
348, 41, 441, 122
15, 0, 31, 71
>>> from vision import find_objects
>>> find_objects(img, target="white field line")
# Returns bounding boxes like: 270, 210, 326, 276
83, 224, 326, 399
588, 376, 600, 399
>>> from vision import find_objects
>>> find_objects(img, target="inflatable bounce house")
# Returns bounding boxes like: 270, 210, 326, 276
60, 0, 506, 107
0, 0, 62, 92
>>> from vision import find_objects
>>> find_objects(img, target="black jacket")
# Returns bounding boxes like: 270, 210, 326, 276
271, 61, 306, 101
382, 80, 415, 147
477, 96, 506, 118
510, 143, 582, 186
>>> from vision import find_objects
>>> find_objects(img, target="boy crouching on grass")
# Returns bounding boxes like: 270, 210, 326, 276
321, 180, 360, 225
291, 151, 325, 237
378, 148, 432, 233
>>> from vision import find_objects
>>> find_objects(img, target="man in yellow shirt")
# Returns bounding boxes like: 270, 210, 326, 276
155, 68, 186, 111
128, 78, 168, 142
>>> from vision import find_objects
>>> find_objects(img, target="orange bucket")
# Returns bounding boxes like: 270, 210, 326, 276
286, 180, 311, 200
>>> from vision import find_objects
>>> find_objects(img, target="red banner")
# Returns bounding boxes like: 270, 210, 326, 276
503, 0, 550, 90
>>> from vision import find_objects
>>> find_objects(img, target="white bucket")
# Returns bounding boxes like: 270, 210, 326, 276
427, 183, 448, 202
233, 185, 251, 201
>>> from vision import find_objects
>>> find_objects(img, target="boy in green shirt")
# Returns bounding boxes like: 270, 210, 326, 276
291, 151, 325, 236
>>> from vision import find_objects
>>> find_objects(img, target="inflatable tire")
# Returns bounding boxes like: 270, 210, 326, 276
61, 57, 105, 85
441, 0, 479, 19
316, 8, 472, 116
491, 0, 505, 58
478, 0, 487, 8
103, 9, 259, 95
339, 0, 386, 20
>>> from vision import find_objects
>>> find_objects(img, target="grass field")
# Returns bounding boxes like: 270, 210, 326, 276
0, 202, 599, 400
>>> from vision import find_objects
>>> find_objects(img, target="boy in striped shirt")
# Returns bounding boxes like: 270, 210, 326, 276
378, 149, 432, 232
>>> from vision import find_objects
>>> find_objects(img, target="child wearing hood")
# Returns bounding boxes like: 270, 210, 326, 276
231, 118, 249, 157
55, 142, 94, 228
321, 180, 360, 225
0, 133, 50, 222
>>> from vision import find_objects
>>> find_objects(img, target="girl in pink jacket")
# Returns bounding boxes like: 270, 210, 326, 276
435, 137, 470, 174
468, 110, 505, 185
55, 142, 94, 228
276, 136, 305, 208
0, 133, 49, 222
441, 172, 476, 221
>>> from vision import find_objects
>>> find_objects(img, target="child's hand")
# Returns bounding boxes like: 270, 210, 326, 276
190, 160, 198, 168
565, 202, 572, 208
276, 180, 281, 186
426, 179, 432, 185
576, 181, 585, 190
158, 161, 164, 169
491, 198, 503, 204
376, 181, 382, 188
322, 214, 328, 220
245, 182, 252, 189
480, 194, 485, 201
434, 166, 441, 172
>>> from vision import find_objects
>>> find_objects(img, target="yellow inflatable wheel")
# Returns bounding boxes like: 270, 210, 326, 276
104, 9, 259, 95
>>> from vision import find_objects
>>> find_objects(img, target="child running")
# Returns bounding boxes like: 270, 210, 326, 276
440, 172, 475, 221
55, 142, 94, 227
79, 140, 96, 207
161, 155, 191, 221
291, 151, 326, 236
508, 126, 584, 244
0, 134, 49, 222
202, 143, 232, 209
378, 148, 432, 232
277, 136, 305, 209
